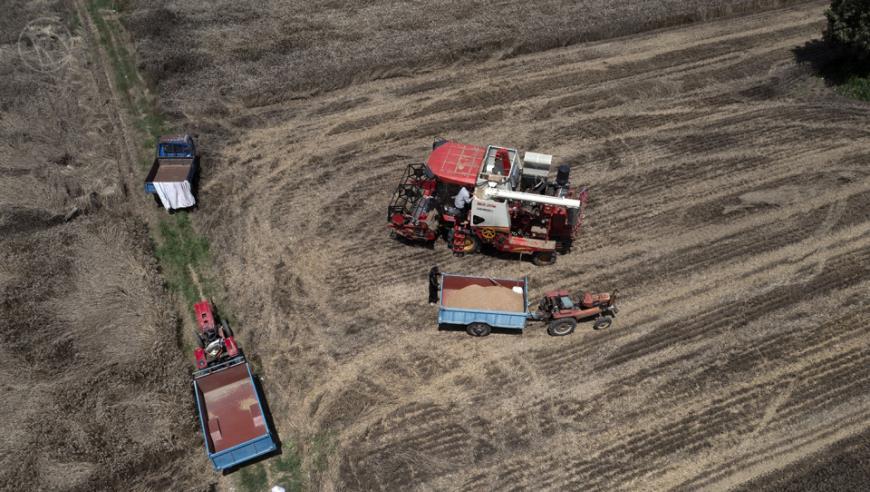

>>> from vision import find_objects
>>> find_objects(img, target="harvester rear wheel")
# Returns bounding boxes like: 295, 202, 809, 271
532, 251, 556, 266
593, 316, 613, 330
548, 318, 576, 336
467, 323, 491, 337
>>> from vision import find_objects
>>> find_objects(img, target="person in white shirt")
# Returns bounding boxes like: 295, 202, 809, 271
454, 186, 472, 210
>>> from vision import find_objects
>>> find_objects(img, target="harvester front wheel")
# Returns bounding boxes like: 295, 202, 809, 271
467, 323, 491, 337
448, 230, 479, 254
593, 316, 613, 330
221, 319, 233, 337
462, 235, 480, 254
548, 318, 576, 336
532, 251, 556, 266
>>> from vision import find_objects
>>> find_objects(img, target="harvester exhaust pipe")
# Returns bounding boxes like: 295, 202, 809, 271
556, 164, 570, 186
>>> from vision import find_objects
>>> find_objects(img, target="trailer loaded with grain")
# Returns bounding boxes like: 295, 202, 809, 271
438, 273, 618, 336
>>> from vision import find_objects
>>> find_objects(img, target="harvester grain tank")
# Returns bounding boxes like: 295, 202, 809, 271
190, 300, 277, 470
388, 138, 588, 265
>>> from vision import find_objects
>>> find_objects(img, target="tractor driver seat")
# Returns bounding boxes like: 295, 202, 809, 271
558, 295, 575, 310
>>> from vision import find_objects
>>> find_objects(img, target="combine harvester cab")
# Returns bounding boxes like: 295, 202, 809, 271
388, 138, 588, 265
144, 134, 198, 211
191, 300, 277, 470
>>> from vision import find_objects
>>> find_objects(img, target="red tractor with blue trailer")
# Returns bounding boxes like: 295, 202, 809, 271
191, 300, 277, 470
144, 134, 198, 211
437, 273, 618, 336
388, 138, 588, 265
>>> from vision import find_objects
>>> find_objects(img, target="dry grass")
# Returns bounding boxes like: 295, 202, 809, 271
122, 0, 809, 113
5, 0, 867, 490
0, 1, 211, 489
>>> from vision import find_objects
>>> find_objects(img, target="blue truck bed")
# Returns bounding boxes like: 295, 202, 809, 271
192, 356, 276, 470
437, 274, 531, 331
145, 134, 198, 209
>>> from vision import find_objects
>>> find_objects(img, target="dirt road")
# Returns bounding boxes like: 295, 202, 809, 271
183, 1, 870, 488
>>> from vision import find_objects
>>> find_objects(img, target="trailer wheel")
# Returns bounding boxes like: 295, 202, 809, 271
548, 318, 576, 336
467, 323, 491, 337
532, 251, 556, 266
593, 316, 613, 330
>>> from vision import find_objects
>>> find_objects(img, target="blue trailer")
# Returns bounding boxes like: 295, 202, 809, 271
438, 274, 535, 336
192, 356, 277, 470
145, 134, 198, 210
438, 273, 619, 336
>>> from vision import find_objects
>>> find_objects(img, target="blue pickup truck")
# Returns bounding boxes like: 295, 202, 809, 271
438, 273, 618, 336
144, 134, 198, 210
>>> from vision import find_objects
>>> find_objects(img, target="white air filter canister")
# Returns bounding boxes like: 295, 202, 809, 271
523, 152, 553, 179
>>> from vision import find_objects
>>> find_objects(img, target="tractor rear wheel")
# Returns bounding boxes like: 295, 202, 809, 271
195, 331, 205, 348
532, 251, 556, 266
593, 316, 613, 330
467, 323, 491, 337
548, 318, 576, 336
221, 319, 233, 337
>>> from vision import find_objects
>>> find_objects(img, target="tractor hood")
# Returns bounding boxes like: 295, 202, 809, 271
426, 141, 486, 187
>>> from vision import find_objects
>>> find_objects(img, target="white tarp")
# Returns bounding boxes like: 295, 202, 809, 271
154, 180, 196, 210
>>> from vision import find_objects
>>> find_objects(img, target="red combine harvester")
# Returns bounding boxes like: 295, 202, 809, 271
388, 138, 588, 265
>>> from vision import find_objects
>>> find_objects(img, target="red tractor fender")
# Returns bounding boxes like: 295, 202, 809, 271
224, 337, 239, 358
194, 347, 208, 369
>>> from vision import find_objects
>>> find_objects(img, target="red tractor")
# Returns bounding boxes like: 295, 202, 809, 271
535, 289, 619, 335
193, 300, 239, 370
388, 138, 588, 265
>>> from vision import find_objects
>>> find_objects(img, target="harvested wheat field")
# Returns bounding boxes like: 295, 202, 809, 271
122, 0, 869, 489
4, 0, 870, 490
121, 0, 870, 488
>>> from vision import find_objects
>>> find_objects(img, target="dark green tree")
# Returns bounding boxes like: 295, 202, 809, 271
825, 0, 870, 58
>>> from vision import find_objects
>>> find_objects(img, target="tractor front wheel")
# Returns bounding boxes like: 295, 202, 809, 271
467, 323, 491, 337
593, 316, 613, 330
532, 251, 557, 266
548, 318, 576, 336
